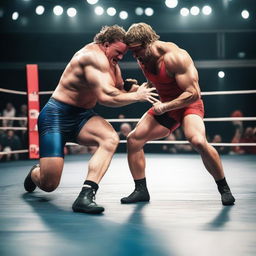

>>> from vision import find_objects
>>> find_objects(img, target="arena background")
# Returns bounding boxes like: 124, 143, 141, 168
0, 1, 256, 256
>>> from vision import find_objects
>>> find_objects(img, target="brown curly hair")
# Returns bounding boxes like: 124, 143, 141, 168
94, 25, 126, 44
125, 23, 160, 46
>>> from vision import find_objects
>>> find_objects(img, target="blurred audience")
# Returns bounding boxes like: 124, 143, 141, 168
2, 102, 16, 127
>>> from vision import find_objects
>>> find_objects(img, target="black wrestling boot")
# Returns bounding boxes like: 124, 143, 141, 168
24, 164, 38, 192
121, 178, 150, 204
72, 186, 105, 214
216, 178, 235, 206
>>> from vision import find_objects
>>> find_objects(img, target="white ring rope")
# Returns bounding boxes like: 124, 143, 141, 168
0, 149, 28, 156
0, 127, 27, 130
201, 90, 256, 95
0, 117, 27, 121
1, 117, 256, 122
1, 88, 256, 96
0, 88, 27, 95
66, 141, 256, 146
1, 88, 256, 156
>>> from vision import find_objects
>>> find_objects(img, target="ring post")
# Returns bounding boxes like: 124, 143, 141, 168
26, 64, 40, 159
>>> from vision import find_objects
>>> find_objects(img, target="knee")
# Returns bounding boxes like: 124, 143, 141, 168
127, 132, 144, 151
39, 172, 60, 192
40, 180, 59, 192
102, 132, 119, 151
188, 135, 206, 152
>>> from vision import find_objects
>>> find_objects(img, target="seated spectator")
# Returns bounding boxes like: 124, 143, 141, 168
2, 102, 16, 127
3, 130, 22, 160
118, 122, 132, 140
240, 126, 256, 154
230, 110, 244, 154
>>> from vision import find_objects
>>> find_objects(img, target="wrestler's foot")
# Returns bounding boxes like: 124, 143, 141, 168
220, 186, 235, 206
24, 164, 38, 192
72, 187, 104, 214
121, 188, 150, 204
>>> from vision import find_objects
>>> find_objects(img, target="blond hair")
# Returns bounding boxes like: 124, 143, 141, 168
125, 23, 160, 46
94, 25, 126, 44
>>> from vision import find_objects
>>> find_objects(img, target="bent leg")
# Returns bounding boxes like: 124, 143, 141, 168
182, 114, 224, 180
77, 115, 119, 184
71, 116, 118, 214
182, 114, 235, 205
127, 113, 170, 180
31, 157, 64, 192
121, 113, 170, 204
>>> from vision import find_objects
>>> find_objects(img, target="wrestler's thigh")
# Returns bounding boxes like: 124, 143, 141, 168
182, 114, 206, 138
131, 113, 170, 141
77, 116, 117, 145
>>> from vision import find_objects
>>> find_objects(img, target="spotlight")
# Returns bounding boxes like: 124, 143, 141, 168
218, 71, 225, 78
107, 7, 116, 16
202, 6, 212, 15
67, 8, 77, 17
53, 6, 63, 16
180, 8, 189, 16
12, 12, 19, 20
241, 10, 249, 19
95, 6, 104, 15
145, 7, 154, 16
35, 5, 45, 15
119, 11, 128, 20
135, 7, 143, 16
165, 0, 178, 8
87, 0, 98, 5
190, 6, 200, 16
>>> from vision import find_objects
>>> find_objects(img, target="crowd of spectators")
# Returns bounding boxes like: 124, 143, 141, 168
1, 101, 255, 162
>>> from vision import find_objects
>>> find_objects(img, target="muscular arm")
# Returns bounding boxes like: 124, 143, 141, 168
155, 49, 200, 114
84, 53, 157, 107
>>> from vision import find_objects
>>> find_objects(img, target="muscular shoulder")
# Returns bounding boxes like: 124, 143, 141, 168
163, 43, 193, 73
72, 45, 109, 72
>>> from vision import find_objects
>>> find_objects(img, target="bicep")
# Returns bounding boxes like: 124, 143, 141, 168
165, 52, 199, 93
84, 65, 121, 102
175, 64, 199, 93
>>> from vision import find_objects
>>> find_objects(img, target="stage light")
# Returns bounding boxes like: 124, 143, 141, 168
107, 7, 116, 16
165, 0, 178, 8
202, 6, 212, 15
180, 8, 189, 16
145, 7, 154, 16
135, 7, 143, 16
218, 71, 225, 78
53, 6, 63, 16
35, 5, 45, 15
119, 11, 128, 20
87, 0, 98, 5
241, 10, 249, 19
12, 12, 19, 20
95, 6, 104, 15
67, 8, 77, 17
190, 6, 200, 16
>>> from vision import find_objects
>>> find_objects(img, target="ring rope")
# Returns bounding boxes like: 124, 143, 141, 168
1, 141, 255, 156
0, 149, 28, 155
1, 88, 256, 96
0, 117, 27, 121
1, 117, 256, 122
0, 88, 27, 95
0, 127, 27, 130
66, 141, 256, 146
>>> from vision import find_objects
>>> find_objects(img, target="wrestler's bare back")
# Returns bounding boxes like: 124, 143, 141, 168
52, 43, 122, 109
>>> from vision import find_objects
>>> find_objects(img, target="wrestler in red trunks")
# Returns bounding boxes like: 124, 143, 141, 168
121, 23, 235, 206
